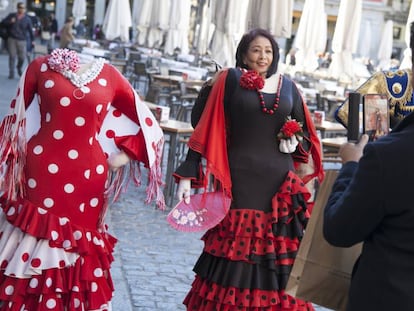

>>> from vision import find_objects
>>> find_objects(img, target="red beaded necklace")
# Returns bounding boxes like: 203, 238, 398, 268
239, 69, 283, 115
257, 74, 282, 115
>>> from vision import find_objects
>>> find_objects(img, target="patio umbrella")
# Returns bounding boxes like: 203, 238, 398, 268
132, 0, 153, 45
399, 0, 414, 69
329, 0, 362, 80
163, 0, 191, 55
102, 0, 132, 42
195, 0, 215, 55
247, 0, 293, 38
133, 0, 170, 48
209, 0, 249, 67
72, 0, 86, 26
377, 20, 394, 70
356, 20, 372, 59
294, 0, 327, 72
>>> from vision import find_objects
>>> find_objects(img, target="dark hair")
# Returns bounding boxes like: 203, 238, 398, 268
235, 28, 280, 78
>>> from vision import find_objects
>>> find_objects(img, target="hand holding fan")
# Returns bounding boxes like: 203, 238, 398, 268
167, 192, 231, 232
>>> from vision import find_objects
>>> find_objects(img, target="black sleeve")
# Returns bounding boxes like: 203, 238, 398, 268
175, 69, 237, 184
190, 81, 212, 128
323, 145, 385, 247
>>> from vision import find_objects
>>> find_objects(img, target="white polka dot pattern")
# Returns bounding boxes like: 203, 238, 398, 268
60, 97, 70, 107
46, 298, 56, 309
28, 178, 37, 188
33, 145, 43, 155
0, 57, 149, 310
44, 80, 54, 88
75, 117, 85, 126
4, 285, 13, 295
48, 164, 59, 174
43, 198, 54, 208
68, 149, 78, 159
53, 130, 64, 140
64, 183, 74, 193
90, 198, 99, 207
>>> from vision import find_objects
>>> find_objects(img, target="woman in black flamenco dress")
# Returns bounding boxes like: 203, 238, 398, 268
173, 28, 324, 310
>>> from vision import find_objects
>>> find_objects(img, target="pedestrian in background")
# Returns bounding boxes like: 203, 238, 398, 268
59, 16, 74, 48
174, 28, 323, 310
0, 2, 34, 79
49, 12, 58, 49
323, 22, 414, 311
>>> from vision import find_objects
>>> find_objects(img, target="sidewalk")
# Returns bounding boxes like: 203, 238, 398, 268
0, 50, 332, 311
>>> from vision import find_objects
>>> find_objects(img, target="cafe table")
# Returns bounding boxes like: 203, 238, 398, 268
321, 136, 347, 164
321, 136, 347, 153
315, 120, 346, 138
152, 74, 205, 90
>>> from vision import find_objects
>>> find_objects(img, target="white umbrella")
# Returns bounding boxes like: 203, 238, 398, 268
329, 0, 362, 80
72, 0, 86, 26
102, 0, 132, 42
133, 0, 170, 48
356, 20, 372, 59
163, 0, 191, 55
377, 20, 394, 70
195, 0, 215, 55
399, 1, 414, 69
294, 0, 327, 72
132, 0, 153, 45
247, 0, 293, 38
209, 0, 249, 67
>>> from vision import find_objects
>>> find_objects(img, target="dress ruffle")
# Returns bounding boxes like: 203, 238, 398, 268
184, 171, 313, 310
0, 257, 113, 311
202, 171, 309, 264
0, 195, 116, 262
184, 276, 314, 311
0, 196, 116, 310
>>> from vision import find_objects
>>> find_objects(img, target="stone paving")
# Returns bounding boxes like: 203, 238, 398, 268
0, 48, 333, 311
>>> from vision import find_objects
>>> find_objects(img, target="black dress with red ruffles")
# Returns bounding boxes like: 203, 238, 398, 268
174, 68, 314, 311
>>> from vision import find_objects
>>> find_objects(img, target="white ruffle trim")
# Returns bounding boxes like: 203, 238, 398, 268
0, 211, 79, 278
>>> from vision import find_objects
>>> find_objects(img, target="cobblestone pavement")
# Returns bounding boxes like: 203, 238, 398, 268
0, 48, 333, 311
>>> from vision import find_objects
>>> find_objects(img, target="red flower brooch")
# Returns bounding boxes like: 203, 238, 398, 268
239, 70, 264, 90
277, 118, 304, 140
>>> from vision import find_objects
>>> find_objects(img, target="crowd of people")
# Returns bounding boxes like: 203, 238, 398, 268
0, 6, 413, 308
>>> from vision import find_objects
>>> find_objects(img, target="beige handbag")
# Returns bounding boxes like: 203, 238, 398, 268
286, 170, 362, 311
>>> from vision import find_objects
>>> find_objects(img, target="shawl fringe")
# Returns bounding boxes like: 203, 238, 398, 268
0, 117, 27, 201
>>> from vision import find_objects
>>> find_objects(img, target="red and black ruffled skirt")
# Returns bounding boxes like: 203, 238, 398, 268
184, 171, 314, 311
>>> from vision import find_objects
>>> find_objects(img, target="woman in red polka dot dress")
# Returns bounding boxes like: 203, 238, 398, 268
0, 49, 164, 310
173, 29, 324, 310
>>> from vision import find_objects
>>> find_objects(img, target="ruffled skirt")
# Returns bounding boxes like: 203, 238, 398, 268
184, 171, 314, 311
0, 195, 116, 311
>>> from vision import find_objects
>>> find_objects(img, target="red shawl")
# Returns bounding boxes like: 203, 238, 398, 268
188, 69, 324, 201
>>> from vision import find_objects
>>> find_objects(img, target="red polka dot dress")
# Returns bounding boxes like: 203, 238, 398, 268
0, 54, 164, 310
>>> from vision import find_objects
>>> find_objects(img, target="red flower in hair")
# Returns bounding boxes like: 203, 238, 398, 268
277, 119, 304, 140
240, 70, 265, 90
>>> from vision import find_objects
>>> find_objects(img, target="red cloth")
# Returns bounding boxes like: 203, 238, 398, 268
188, 70, 232, 197
188, 69, 324, 199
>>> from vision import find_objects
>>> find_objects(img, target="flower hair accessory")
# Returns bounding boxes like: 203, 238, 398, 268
277, 118, 304, 140
239, 69, 264, 90
48, 48, 80, 73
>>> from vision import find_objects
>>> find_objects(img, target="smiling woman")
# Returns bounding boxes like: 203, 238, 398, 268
172, 28, 324, 311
